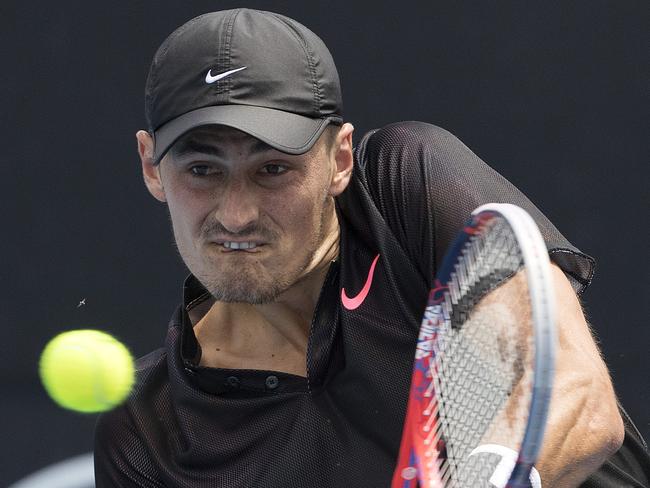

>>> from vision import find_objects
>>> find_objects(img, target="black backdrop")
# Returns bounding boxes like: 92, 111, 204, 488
3, 1, 648, 484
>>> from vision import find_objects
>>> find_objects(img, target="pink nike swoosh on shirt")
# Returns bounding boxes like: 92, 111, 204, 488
341, 254, 380, 310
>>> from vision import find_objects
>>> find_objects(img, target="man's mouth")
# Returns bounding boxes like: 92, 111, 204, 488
221, 241, 258, 250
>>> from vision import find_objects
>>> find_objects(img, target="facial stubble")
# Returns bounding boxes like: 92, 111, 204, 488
173, 190, 334, 305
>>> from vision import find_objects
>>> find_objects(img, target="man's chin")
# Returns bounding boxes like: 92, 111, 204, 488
201, 278, 284, 305
191, 253, 312, 304
212, 290, 279, 305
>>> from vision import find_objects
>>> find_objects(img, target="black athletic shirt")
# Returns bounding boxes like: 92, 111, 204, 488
94, 122, 649, 487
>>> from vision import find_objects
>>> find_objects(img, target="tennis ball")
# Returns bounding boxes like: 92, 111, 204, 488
39, 329, 135, 413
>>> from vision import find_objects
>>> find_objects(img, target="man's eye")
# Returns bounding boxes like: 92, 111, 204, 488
189, 165, 212, 176
260, 163, 287, 175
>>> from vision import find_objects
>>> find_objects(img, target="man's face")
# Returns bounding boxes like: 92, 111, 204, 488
154, 126, 341, 304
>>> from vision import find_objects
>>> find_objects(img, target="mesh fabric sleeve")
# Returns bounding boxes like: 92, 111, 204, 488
94, 405, 163, 488
350, 121, 595, 293
94, 348, 167, 488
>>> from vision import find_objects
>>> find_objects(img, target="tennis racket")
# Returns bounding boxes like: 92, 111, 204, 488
392, 203, 556, 488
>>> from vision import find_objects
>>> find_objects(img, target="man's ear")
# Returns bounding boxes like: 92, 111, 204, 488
137, 130, 166, 202
328, 122, 354, 197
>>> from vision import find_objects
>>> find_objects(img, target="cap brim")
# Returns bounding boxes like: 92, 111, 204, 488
153, 105, 338, 163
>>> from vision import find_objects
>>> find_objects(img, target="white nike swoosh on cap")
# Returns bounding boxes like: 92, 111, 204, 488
205, 66, 247, 84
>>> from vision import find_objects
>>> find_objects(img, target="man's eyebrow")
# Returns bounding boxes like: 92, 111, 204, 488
171, 137, 274, 159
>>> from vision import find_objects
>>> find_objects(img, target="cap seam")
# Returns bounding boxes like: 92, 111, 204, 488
220, 9, 240, 99
269, 13, 322, 116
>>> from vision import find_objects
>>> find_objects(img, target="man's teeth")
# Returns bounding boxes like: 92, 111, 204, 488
223, 241, 257, 250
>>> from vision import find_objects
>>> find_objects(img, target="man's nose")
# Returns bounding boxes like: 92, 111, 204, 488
214, 179, 260, 234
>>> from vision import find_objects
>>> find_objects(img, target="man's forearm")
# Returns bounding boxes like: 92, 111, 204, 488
535, 266, 624, 486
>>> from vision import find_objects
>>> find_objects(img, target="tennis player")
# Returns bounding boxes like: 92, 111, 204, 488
94, 9, 649, 487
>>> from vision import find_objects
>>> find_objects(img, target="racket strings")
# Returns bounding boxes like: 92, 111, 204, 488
425, 217, 535, 487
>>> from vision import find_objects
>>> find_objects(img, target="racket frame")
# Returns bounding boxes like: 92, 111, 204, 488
392, 203, 557, 488
473, 204, 556, 487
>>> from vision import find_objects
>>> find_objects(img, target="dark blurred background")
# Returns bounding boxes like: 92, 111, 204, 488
2, 0, 648, 484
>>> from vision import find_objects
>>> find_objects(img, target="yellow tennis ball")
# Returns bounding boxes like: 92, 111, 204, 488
39, 329, 135, 413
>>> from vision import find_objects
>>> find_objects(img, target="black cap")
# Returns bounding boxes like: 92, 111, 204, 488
145, 9, 343, 164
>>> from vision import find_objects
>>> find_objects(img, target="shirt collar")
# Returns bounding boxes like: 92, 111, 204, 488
176, 264, 341, 390
179, 273, 213, 366
183, 273, 212, 310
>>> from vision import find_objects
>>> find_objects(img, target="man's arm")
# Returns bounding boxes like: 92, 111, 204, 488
348, 121, 627, 484
535, 264, 624, 486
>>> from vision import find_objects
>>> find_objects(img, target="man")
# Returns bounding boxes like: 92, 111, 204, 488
94, 8, 649, 487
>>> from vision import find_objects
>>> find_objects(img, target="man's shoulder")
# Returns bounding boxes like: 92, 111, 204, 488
95, 348, 168, 437
135, 347, 167, 373
129, 347, 169, 397
94, 348, 168, 486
